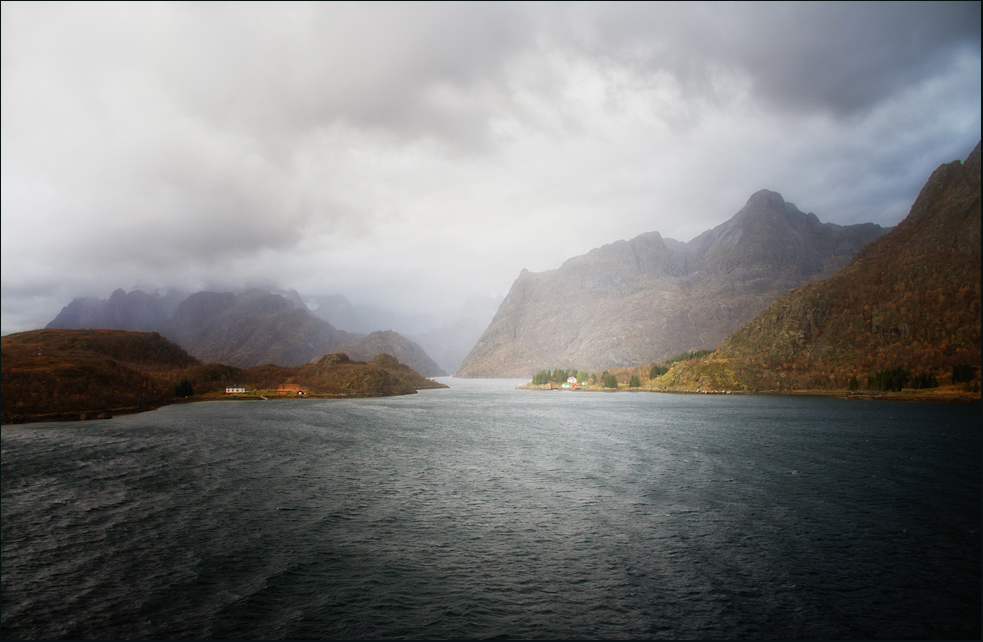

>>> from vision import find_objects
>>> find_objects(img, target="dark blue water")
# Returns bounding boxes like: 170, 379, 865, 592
2, 379, 979, 639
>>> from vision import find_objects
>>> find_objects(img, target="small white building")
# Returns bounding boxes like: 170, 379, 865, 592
225, 385, 246, 394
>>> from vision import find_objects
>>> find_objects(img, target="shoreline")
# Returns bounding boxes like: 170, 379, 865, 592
515, 383, 980, 403
0, 388, 438, 426
5, 382, 977, 426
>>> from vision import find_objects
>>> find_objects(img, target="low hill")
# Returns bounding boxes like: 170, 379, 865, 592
1, 329, 199, 420
181, 353, 446, 399
659, 142, 981, 394
458, 189, 888, 377
1, 330, 447, 424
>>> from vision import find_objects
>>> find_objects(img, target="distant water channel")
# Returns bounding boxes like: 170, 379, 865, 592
2, 380, 979, 639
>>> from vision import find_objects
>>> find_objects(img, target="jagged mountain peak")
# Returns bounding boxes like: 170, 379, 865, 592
669, 141, 981, 393
457, 188, 890, 377
47, 288, 179, 333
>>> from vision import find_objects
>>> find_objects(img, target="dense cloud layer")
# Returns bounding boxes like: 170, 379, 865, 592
2, 2, 980, 333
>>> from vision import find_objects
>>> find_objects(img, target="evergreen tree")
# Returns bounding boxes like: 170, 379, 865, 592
174, 379, 194, 397
649, 364, 669, 378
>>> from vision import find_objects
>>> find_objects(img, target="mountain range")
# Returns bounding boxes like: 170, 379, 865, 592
48, 288, 447, 376
659, 142, 981, 392
47, 288, 187, 332
457, 190, 890, 377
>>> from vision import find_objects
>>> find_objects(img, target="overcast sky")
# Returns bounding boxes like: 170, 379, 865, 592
2, 2, 980, 334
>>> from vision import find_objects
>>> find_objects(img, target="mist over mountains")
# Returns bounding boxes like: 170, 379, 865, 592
46, 289, 446, 376
46, 187, 896, 380
457, 190, 890, 377
47, 288, 187, 333
46, 156, 982, 387
311, 294, 502, 374
45, 286, 505, 377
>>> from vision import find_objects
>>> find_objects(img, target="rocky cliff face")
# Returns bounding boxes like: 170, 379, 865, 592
457, 190, 889, 377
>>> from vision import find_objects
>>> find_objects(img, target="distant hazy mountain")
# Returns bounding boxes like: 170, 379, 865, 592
312, 295, 462, 337
155, 289, 444, 375
663, 142, 981, 391
409, 295, 504, 375
457, 190, 889, 377
47, 288, 186, 332
312, 293, 503, 374
340, 330, 447, 377
312, 294, 364, 332
158, 289, 356, 368
45, 286, 448, 375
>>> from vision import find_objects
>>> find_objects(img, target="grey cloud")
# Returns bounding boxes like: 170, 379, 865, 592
156, 3, 535, 147
2, 3, 980, 335
567, 2, 980, 118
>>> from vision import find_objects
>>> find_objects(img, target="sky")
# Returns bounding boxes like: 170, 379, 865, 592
2, 1, 981, 335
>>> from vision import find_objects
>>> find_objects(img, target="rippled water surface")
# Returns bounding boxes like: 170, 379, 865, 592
2, 380, 980, 639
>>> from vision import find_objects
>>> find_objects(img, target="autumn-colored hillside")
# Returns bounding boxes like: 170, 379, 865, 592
2, 329, 446, 424
1, 329, 197, 420
657, 142, 981, 396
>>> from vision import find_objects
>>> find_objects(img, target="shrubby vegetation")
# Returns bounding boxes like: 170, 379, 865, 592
664, 350, 715, 365
647, 349, 717, 382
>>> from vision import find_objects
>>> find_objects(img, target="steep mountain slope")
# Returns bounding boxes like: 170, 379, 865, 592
661, 142, 981, 392
458, 190, 888, 377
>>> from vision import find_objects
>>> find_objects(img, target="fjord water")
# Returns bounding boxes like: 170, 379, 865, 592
2, 380, 979, 639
